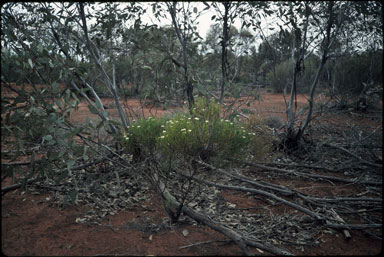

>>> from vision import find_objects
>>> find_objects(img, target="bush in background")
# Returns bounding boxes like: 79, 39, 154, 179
266, 56, 319, 93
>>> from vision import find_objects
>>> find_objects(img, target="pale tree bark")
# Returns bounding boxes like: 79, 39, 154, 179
286, 2, 310, 132
78, 3, 129, 131
47, 12, 119, 134
297, 1, 340, 141
284, 1, 343, 149
167, 2, 194, 113
219, 2, 230, 102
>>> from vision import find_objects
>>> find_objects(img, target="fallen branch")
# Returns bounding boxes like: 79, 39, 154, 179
189, 161, 382, 233
180, 201, 293, 255
197, 160, 381, 210
1, 156, 110, 194
1, 177, 41, 194
152, 175, 253, 255
179, 239, 231, 250
325, 222, 382, 230
2, 159, 44, 166
303, 196, 382, 203
234, 159, 381, 186
197, 160, 294, 196
325, 143, 382, 169
188, 173, 325, 221
151, 171, 292, 256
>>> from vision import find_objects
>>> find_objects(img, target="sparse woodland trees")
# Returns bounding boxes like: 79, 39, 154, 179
1, 2, 382, 255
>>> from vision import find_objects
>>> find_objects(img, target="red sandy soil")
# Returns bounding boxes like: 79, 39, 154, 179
2, 84, 382, 256
2, 178, 381, 256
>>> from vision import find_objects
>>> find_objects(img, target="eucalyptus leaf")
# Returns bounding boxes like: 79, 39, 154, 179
88, 105, 99, 115
28, 59, 34, 68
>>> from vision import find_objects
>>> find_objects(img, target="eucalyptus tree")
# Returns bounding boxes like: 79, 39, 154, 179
151, 2, 203, 112
200, 23, 243, 92
133, 25, 183, 102
271, 1, 382, 151
210, 1, 243, 101
323, 1, 383, 107
1, 2, 148, 192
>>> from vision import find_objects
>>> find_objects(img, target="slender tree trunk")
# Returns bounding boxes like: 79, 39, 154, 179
78, 3, 129, 131
219, 2, 230, 102
296, 54, 327, 141
168, 2, 194, 113
294, 1, 337, 144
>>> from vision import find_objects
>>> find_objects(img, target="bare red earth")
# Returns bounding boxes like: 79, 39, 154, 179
2, 84, 382, 255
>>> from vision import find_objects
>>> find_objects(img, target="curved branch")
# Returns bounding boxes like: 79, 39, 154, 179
325, 143, 382, 169
234, 159, 381, 186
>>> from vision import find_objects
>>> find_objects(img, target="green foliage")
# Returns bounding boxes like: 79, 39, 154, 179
266, 56, 319, 93
1, 82, 88, 190
326, 50, 383, 95
156, 114, 202, 158
120, 116, 167, 156
157, 97, 271, 162
118, 97, 273, 164
266, 60, 292, 93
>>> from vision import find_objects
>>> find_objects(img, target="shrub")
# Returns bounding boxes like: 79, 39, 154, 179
326, 50, 382, 95
245, 115, 276, 161
119, 97, 274, 164
266, 56, 319, 93
263, 116, 284, 129
157, 97, 265, 162
120, 117, 167, 159
266, 61, 292, 93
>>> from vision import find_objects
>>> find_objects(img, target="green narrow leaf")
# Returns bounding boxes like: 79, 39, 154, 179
195, 83, 207, 95
42, 135, 53, 144
88, 105, 99, 115
68, 189, 78, 203
72, 126, 82, 135
240, 108, 254, 115
16, 138, 26, 154
58, 70, 63, 80
58, 149, 65, 158
82, 145, 89, 161
64, 89, 71, 103
28, 59, 33, 68
67, 159, 75, 173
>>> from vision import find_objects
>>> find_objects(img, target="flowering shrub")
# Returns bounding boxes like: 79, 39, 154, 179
157, 98, 258, 161
120, 98, 273, 163
120, 116, 166, 156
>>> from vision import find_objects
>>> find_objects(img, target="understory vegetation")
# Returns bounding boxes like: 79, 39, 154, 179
1, 2, 382, 256
120, 97, 274, 165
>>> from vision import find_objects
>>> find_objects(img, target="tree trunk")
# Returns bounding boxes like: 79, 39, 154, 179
168, 2, 194, 113
219, 2, 230, 102
78, 3, 129, 131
